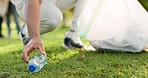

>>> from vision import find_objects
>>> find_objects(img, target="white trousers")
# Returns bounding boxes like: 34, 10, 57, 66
11, 0, 85, 35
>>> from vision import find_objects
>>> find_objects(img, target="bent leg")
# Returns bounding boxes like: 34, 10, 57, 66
56, 0, 76, 13
14, 0, 63, 35
70, 0, 85, 31
62, 0, 87, 49
56, 0, 85, 31
40, 0, 63, 34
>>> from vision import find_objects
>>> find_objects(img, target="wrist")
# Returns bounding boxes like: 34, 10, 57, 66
29, 35, 41, 40
29, 32, 40, 39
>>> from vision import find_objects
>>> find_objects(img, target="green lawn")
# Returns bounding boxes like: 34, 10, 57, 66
1, 27, 148, 78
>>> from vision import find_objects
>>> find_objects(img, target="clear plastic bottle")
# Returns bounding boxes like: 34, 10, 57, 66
28, 53, 48, 72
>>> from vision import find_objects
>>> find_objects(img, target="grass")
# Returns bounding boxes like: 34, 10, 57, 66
1, 26, 148, 78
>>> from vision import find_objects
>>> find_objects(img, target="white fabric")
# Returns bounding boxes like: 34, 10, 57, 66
78, 0, 148, 52
69, 0, 85, 32
11, 0, 82, 34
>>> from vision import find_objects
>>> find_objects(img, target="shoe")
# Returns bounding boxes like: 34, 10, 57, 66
63, 31, 85, 49
19, 26, 30, 46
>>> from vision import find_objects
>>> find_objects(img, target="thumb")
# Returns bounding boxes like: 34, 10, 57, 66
22, 45, 34, 63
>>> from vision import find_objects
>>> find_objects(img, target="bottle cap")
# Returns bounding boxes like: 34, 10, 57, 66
28, 64, 37, 72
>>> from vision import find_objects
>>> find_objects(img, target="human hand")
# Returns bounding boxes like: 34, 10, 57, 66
21, 38, 46, 63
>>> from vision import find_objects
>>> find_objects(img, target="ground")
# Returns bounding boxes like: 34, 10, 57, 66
0, 26, 148, 78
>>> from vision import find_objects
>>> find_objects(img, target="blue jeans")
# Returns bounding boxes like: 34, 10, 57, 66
6, 2, 21, 35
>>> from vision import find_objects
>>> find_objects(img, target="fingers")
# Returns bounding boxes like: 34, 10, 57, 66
22, 45, 34, 63
21, 39, 47, 63
38, 43, 46, 56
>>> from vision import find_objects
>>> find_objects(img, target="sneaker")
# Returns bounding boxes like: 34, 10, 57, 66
63, 31, 85, 49
19, 26, 30, 46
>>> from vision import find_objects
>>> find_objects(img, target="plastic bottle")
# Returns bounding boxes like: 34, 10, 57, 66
28, 53, 48, 72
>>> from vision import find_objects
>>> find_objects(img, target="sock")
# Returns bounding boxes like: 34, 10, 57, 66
22, 24, 29, 37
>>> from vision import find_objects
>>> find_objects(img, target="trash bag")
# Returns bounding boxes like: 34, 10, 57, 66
77, 0, 148, 52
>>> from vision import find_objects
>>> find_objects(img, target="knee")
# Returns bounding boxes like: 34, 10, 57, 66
40, 2, 63, 33
49, 15, 63, 29
40, 13, 63, 33
43, 14, 63, 29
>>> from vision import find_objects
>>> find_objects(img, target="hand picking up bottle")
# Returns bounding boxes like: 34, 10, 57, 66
28, 53, 48, 72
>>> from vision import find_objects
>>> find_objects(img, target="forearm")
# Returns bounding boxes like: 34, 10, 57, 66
26, 0, 41, 39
